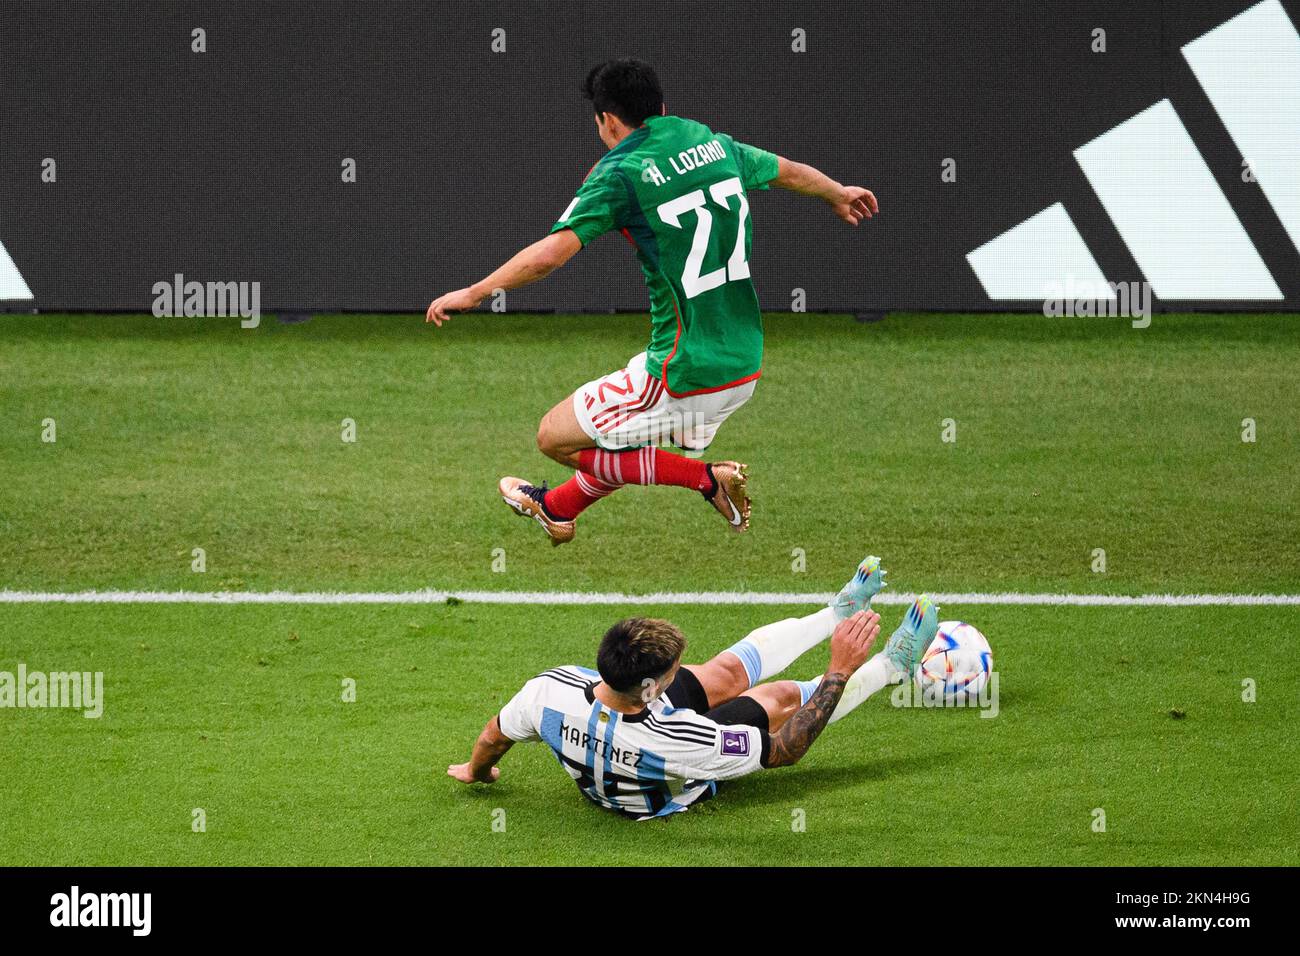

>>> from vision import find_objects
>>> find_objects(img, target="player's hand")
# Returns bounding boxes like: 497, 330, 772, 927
447, 762, 499, 784
426, 286, 485, 326
830, 186, 878, 226
828, 609, 880, 674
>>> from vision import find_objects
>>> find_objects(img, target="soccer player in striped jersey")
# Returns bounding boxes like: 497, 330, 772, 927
426, 58, 877, 545
447, 557, 939, 818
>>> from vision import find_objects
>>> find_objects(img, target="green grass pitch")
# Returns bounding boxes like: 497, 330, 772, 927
1, 311, 1298, 865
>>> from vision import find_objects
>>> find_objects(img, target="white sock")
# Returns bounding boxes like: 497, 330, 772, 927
801, 654, 900, 724
723, 606, 837, 686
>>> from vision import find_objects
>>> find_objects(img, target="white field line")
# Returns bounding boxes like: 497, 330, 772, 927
0, 589, 1297, 607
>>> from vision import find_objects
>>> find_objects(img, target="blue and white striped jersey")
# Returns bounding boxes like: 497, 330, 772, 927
497, 665, 766, 819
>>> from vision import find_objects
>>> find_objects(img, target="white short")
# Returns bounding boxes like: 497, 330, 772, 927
572, 352, 756, 455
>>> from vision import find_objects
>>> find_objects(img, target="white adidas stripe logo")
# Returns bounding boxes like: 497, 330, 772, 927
968, 0, 1298, 304
0, 239, 32, 300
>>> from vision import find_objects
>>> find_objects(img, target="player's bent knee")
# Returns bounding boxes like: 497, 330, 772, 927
536, 413, 584, 467
536, 419, 566, 462
710, 652, 752, 702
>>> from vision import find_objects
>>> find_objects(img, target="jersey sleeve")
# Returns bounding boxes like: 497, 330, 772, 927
496, 678, 543, 743
667, 722, 768, 781
549, 168, 630, 246
727, 137, 780, 191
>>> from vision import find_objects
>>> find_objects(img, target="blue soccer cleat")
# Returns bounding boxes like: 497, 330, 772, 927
883, 594, 940, 679
829, 555, 888, 620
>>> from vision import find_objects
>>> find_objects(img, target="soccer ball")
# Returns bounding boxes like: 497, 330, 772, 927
915, 621, 993, 702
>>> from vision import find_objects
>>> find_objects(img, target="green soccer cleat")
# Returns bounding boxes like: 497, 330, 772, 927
829, 555, 888, 620
883, 594, 940, 679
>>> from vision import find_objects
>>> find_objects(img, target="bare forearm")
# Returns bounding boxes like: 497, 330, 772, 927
774, 157, 847, 204
764, 671, 849, 767
468, 721, 513, 776
470, 242, 561, 297
427, 230, 580, 325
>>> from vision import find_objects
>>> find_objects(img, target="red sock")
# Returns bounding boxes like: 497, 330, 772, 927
578, 448, 712, 492
543, 472, 620, 521
542, 449, 714, 521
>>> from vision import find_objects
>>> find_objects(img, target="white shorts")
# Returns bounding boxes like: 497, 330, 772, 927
572, 352, 756, 455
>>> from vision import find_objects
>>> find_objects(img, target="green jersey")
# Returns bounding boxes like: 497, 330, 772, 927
549, 114, 779, 396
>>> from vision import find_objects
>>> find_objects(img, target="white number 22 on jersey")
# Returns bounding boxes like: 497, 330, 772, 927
656, 176, 751, 299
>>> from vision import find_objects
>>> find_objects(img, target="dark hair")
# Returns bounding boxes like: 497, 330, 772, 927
582, 58, 663, 127
596, 617, 685, 693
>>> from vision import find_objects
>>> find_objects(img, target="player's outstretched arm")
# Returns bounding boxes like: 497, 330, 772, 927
772, 156, 878, 226
763, 610, 879, 767
447, 715, 515, 784
426, 229, 583, 326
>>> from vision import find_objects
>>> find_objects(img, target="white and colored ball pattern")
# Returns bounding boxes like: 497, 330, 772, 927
915, 621, 993, 701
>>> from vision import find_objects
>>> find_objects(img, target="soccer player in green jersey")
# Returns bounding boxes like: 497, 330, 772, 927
427, 59, 877, 545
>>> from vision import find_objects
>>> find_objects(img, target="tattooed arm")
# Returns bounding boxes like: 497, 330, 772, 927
764, 672, 851, 767
763, 610, 880, 768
